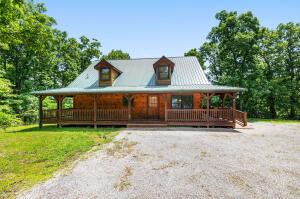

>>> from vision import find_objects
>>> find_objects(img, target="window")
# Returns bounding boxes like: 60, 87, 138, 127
171, 95, 193, 109
148, 96, 158, 108
100, 67, 110, 81
158, 65, 169, 80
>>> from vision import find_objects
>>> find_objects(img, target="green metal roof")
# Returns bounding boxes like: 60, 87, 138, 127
32, 56, 246, 95
33, 85, 246, 95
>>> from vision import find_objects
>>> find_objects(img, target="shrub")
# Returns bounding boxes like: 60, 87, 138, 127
0, 111, 22, 130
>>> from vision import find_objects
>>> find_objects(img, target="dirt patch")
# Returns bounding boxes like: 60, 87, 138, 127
114, 166, 133, 191
229, 174, 252, 189
132, 153, 150, 162
152, 160, 180, 170
288, 185, 300, 196
200, 150, 209, 160
271, 167, 300, 178
106, 138, 138, 158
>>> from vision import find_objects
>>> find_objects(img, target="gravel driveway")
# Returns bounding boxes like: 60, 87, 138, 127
19, 123, 300, 199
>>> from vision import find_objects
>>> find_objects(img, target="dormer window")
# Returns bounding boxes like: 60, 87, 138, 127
153, 56, 175, 85
94, 59, 122, 87
158, 65, 169, 80
100, 67, 110, 81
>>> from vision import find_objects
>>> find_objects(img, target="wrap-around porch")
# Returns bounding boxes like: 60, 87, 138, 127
38, 92, 247, 128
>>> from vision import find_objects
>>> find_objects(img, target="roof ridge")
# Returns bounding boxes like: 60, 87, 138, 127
104, 56, 196, 61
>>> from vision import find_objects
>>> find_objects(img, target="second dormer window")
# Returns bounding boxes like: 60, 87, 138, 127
158, 65, 169, 80
100, 67, 110, 81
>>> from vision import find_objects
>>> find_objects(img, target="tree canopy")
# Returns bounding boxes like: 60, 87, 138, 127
0, 0, 131, 127
185, 10, 300, 119
103, 49, 130, 60
0, 0, 133, 128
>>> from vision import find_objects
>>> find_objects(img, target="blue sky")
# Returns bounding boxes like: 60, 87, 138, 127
40, 0, 300, 58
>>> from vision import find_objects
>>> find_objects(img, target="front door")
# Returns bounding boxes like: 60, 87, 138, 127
147, 95, 159, 120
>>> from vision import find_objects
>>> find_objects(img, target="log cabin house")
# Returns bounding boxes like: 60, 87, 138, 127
33, 56, 247, 128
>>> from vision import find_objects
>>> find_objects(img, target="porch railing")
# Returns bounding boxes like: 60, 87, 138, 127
97, 109, 128, 121
209, 108, 233, 122
42, 109, 128, 122
167, 109, 207, 122
42, 109, 58, 122
61, 109, 93, 121
234, 109, 247, 127
167, 109, 234, 122
42, 108, 247, 126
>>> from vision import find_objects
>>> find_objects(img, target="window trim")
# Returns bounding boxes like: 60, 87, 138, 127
100, 67, 111, 81
171, 95, 193, 109
157, 65, 170, 80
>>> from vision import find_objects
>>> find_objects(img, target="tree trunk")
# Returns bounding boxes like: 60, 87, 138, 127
268, 93, 276, 119
289, 93, 296, 119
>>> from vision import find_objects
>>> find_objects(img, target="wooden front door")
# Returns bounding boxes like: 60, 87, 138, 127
147, 95, 159, 120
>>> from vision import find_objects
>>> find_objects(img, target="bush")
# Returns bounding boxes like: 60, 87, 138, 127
14, 94, 38, 124
0, 112, 22, 129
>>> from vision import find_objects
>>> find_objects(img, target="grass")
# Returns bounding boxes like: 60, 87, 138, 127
249, 118, 300, 124
0, 125, 119, 198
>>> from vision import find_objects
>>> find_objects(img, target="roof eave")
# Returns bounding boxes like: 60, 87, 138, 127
31, 87, 247, 96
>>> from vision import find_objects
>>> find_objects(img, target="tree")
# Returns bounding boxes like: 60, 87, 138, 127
257, 28, 282, 118
103, 49, 130, 60
198, 11, 261, 116
0, 0, 103, 125
51, 30, 81, 88
78, 36, 101, 73
276, 23, 300, 118
1, 0, 56, 93
0, 75, 21, 128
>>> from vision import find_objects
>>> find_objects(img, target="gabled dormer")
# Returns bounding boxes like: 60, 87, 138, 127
94, 59, 122, 87
153, 56, 175, 85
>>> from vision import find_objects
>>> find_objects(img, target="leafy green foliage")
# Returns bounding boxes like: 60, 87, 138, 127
103, 49, 130, 60
0, 0, 102, 126
186, 10, 300, 119
15, 94, 38, 124
0, 76, 22, 128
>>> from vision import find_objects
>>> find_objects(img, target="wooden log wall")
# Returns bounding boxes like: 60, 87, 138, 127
73, 93, 203, 120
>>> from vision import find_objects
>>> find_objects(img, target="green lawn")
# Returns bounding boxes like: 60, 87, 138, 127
249, 118, 300, 124
0, 125, 119, 198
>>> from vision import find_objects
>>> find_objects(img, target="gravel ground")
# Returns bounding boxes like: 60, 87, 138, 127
19, 123, 300, 199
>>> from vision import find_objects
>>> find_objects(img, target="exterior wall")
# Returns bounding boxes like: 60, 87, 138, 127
111, 69, 119, 82
73, 93, 203, 120
74, 94, 125, 109
131, 94, 148, 120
